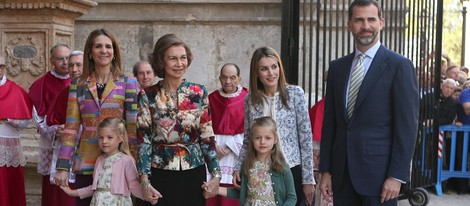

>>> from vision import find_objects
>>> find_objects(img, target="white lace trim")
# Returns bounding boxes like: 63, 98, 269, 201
218, 85, 243, 98
51, 70, 70, 80
0, 138, 26, 167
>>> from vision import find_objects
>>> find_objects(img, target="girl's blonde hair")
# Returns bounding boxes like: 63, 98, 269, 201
98, 117, 131, 156
243, 116, 287, 175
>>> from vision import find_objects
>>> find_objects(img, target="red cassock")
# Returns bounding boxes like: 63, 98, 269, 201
28, 72, 75, 206
209, 87, 248, 135
28, 72, 71, 116
309, 98, 325, 142
0, 79, 32, 206
206, 87, 248, 206
0, 79, 32, 119
46, 87, 70, 125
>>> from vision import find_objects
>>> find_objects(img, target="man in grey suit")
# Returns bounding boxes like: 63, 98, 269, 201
319, 0, 419, 205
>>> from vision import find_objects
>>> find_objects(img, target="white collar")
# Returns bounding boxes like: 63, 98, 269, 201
51, 69, 70, 80
219, 85, 243, 98
0, 75, 6, 86
355, 41, 381, 59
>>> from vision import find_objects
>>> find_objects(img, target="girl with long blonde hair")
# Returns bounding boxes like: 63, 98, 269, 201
61, 117, 158, 205
219, 116, 297, 205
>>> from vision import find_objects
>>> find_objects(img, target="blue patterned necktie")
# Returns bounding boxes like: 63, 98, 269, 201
347, 53, 365, 118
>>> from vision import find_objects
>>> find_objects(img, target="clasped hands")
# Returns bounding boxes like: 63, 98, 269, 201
201, 177, 220, 199
142, 185, 162, 205
215, 145, 230, 159
54, 172, 162, 205
140, 176, 162, 205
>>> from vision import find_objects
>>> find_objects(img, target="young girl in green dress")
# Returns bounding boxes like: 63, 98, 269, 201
61, 117, 159, 205
212, 116, 297, 205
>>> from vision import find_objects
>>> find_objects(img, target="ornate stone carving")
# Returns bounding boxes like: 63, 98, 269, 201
0, 1, 98, 15
5, 32, 47, 90
0, 1, 97, 166
55, 33, 72, 46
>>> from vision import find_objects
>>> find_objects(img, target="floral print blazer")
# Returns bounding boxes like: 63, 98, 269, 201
137, 80, 220, 176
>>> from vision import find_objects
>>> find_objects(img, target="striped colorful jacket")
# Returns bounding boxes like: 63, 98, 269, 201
56, 75, 139, 175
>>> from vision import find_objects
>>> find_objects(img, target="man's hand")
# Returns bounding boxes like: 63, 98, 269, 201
320, 172, 333, 199
215, 145, 228, 159
380, 177, 401, 203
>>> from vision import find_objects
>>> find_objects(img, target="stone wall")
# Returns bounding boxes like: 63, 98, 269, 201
73, 0, 283, 91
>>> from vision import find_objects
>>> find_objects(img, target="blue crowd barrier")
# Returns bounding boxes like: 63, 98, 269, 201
435, 124, 470, 196
416, 126, 433, 179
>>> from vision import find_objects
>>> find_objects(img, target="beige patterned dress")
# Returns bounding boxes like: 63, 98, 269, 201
90, 152, 133, 206
245, 160, 276, 206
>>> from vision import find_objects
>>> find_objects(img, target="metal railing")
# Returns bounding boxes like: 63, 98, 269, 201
282, 0, 444, 192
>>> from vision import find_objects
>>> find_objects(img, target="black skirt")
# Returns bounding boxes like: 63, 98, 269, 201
146, 165, 206, 206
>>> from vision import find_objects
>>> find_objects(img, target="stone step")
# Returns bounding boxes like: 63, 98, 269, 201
24, 165, 42, 206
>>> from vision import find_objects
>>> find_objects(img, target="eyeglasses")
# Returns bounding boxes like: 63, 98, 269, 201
53, 56, 69, 63
0, 64, 5, 69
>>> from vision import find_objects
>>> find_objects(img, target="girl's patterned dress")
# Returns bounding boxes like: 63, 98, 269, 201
90, 152, 132, 206
245, 160, 276, 206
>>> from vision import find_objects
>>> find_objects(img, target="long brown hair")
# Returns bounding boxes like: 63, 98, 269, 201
242, 116, 287, 175
79, 29, 122, 85
248, 46, 289, 110
98, 117, 131, 156
149, 34, 193, 78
